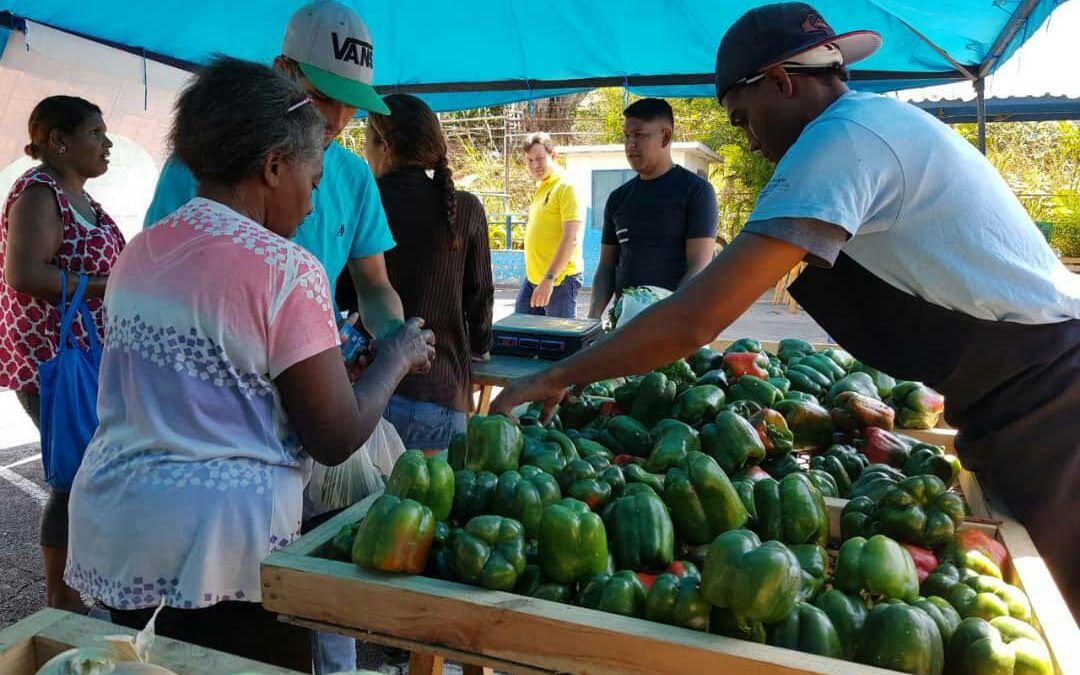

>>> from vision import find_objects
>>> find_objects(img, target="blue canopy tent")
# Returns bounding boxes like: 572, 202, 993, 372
0, 1, 1069, 134
916, 94, 1080, 122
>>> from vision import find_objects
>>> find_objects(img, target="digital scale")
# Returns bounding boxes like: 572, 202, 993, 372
491, 314, 604, 360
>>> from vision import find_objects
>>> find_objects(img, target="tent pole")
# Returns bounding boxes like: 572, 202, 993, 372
978, 0, 1042, 78
975, 77, 987, 155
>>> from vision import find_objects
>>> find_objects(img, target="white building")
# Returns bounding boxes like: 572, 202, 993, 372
557, 142, 720, 230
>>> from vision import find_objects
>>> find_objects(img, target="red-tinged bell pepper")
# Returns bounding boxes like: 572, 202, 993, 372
834, 534, 920, 601
774, 398, 835, 452
857, 426, 913, 467
384, 449, 455, 521
947, 616, 1052, 675
636, 559, 701, 590
352, 494, 435, 574
734, 465, 771, 482
831, 392, 896, 433
890, 381, 946, 430
701, 529, 803, 624
723, 351, 770, 380
857, 602, 945, 675
449, 414, 523, 474
904, 544, 939, 584
448, 515, 527, 591
749, 408, 795, 456
950, 528, 1009, 576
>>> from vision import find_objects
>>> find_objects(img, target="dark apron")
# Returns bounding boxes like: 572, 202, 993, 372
791, 253, 1080, 614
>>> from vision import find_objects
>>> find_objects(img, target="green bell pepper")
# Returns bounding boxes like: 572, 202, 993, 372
858, 602, 945, 675
520, 428, 580, 476
451, 469, 498, 523
670, 384, 726, 427
849, 463, 907, 502
790, 543, 828, 602
874, 475, 966, 548
724, 337, 762, 354
558, 395, 603, 430
851, 361, 897, 398
840, 495, 878, 540
783, 390, 819, 404
758, 451, 806, 480
573, 436, 614, 462
767, 376, 791, 394
903, 444, 962, 488
513, 564, 575, 603
630, 371, 678, 427
613, 378, 642, 411
330, 521, 360, 561
723, 399, 765, 419
773, 399, 834, 451
352, 494, 435, 574
821, 347, 855, 371
826, 443, 870, 477
596, 415, 653, 457
793, 352, 846, 382
449, 415, 523, 474
664, 451, 748, 545
491, 465, 562, 538
831, 391, 896, 433
606, 486, 675, 571
538, 498, 609, 584
579, 570, 648, 617
911, 596, 962, 646
657, 359, 698, 392
768, 602, 843, 659
582, 377, 624, 398
701, 529, 802, 623
729, 375, 784, 407
809, 452, 857, 498
689, 347, 723, 377
806, 469, 839, 498
448, 515, 527, 591
647, 418, 701, 473
384, 449, 455, 521
558, 458, 621, 511
710, 606, 766, 643
695, 368, 728, 390
700, 410, 766, 475
835, 534, 920, 601
922, 563, 1031, 623
827, 371, 881, 405
643, 573, 711, 631
891, 381, 946, 430
814, 589, 869, 660
424, 521, 454, 580
786, 363, 831, 398
749, 473, 829, 546
947, 616, 1052, 675
748, 408, 795, 456
622, 463, 665, 496
777, 338, 815, 364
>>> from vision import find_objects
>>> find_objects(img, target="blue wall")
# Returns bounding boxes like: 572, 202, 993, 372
492, 226, 603, 287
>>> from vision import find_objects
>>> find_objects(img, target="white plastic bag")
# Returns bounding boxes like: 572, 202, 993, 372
306, 417, 406, 514
604, 285, 672, 330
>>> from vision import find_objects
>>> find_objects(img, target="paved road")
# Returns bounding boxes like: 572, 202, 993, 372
0, 288, 826, 634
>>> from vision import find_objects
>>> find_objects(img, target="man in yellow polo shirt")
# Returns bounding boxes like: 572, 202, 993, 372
516, 132, 585, 318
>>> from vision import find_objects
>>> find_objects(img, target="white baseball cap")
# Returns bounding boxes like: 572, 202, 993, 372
281, 0, 390, 114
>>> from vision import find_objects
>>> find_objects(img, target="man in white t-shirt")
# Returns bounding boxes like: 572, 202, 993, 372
491, 3, 1080, 615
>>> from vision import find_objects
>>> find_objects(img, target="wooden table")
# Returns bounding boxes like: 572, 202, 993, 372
0, 609, 301, 674
471, 355, 550, 414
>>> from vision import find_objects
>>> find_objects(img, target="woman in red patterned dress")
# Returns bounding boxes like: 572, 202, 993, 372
0, 96, 125, 612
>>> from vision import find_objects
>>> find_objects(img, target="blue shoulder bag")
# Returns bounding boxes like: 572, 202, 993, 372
38, 271, 102, 492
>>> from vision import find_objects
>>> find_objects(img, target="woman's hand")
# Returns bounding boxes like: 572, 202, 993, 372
378, 317, 436, 375
490, 369, 568, 424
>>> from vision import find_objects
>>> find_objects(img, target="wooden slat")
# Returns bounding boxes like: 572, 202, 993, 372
408, 651, 444, 675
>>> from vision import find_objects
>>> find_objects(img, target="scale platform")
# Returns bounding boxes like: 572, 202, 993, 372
491, 314, 604, 360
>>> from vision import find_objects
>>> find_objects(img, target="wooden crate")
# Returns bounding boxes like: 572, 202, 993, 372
0, 609, 300, 674
262, 492, 1077, 675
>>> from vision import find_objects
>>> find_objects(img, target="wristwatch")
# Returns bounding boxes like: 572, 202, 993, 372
543, 272, 556, 282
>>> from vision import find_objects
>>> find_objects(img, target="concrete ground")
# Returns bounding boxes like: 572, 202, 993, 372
0, 288, 825, 670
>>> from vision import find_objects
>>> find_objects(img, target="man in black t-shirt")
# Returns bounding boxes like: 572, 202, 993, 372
588, 98, 718, 319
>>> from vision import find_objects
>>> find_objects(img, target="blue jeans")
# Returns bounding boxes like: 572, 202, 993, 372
311, 630, 355, 674
384, 394, 466, 450
514, 274, 582, 318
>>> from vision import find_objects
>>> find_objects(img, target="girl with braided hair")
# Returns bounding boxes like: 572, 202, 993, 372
365, 93, 493, 451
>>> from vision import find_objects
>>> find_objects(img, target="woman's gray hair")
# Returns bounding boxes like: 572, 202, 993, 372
170, 55, 323, 184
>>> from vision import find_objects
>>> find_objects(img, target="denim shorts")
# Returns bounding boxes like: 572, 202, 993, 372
384, 393, 467, 450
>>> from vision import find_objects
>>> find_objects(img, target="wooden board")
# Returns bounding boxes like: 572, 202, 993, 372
263, 492, 1077, 675
0, 609, 301, 674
